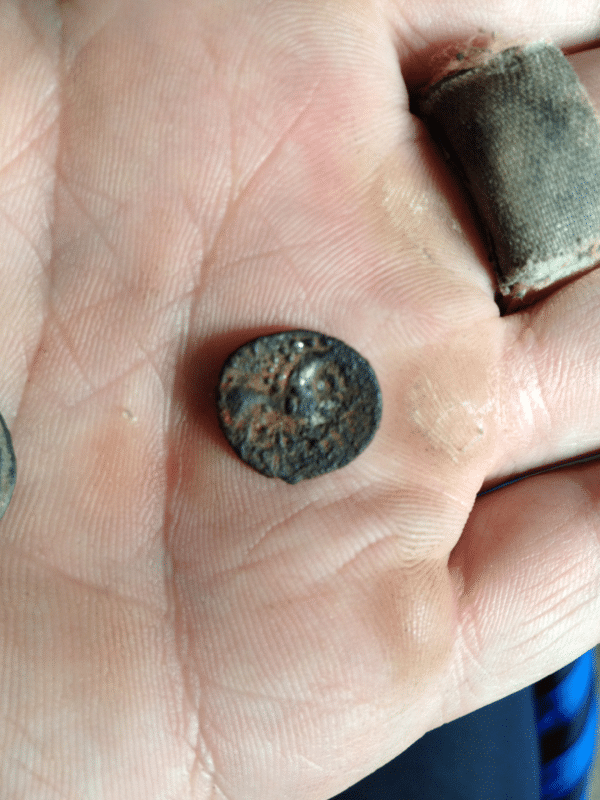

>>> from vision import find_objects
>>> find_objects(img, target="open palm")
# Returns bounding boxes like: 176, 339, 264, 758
3, 2, 600, 798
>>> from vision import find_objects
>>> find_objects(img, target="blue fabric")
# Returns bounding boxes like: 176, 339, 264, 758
536, 653, 595, 736
534, 650, 598, 800
330, 650, 599, 800
330, 685, 540, 799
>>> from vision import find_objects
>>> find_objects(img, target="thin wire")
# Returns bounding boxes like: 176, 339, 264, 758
477, 453, 600, 497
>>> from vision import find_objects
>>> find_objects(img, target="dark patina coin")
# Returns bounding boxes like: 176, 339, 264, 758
216, 330, 382, 483
0, 412, 15, 520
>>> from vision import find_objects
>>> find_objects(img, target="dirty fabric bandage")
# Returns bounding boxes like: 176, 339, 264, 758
415, 41, 600, 306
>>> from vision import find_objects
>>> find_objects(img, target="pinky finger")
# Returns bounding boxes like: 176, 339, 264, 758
449, 459, 600, 711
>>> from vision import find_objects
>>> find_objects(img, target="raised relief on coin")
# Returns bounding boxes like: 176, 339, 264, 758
0, 413, 16, 520
216, 330, 382, 483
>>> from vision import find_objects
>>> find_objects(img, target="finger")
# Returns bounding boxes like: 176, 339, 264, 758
392, 0, 600, 87
448, 457, 600, 718
490, 49, 600, 481
494, 266, 600, 483
394, 39, 600, 485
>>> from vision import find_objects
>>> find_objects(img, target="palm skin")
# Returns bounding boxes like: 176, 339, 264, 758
2, 1, 600, 798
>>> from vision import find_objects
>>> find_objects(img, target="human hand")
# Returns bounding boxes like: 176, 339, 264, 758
2, 2, 600, 798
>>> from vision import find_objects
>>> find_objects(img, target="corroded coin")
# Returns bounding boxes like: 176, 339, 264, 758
217, 330, 382, 483
0, 413, 15, 520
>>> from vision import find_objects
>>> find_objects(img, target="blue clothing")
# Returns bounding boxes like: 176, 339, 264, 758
534, 651, 598, 800
330, 686, 540, 800
330, 650, 599, 800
